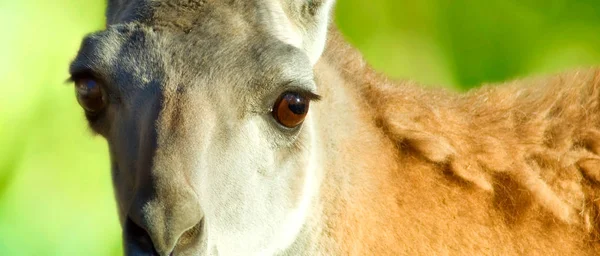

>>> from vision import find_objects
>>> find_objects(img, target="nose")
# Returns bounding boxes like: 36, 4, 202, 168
120, 90, 204, 255
125, 217, 161, 256
124, 189, 203, 256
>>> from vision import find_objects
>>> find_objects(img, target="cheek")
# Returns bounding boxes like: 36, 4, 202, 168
200, 121, 275, 199
197, 120, 311, 227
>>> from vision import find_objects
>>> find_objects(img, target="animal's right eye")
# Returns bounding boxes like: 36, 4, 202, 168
74, 78, 107, 114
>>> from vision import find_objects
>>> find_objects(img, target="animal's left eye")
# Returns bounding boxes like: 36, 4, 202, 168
272, 92, 310, 128
74, 78, 107, 114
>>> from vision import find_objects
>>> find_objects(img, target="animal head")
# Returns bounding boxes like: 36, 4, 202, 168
69, 0, 335, 255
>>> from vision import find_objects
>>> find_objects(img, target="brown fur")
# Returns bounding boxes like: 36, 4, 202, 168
311, 26, 600, 254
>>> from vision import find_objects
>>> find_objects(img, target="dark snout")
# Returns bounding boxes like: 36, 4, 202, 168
121, 140, 205, 255
118, 93, 205, 256
123, 184, 204, 256
124, 209, 204, 256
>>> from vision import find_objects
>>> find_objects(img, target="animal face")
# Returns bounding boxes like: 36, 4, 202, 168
69, 0, 333, 255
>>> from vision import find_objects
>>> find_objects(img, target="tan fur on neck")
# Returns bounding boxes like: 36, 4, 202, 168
314, 26, 600, 255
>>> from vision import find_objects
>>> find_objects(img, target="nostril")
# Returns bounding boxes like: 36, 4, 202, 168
125, 217, 159, 255
177, 218, 205, 248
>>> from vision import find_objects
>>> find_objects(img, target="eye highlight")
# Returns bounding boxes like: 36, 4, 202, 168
74, 78, 107, 114
272, 92, 312, 128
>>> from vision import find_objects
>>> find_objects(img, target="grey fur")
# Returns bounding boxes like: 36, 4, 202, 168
71, 1, 330, 255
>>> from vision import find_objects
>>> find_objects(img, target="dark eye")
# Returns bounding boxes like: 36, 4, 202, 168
74, 78, 107, 113
272, 92, 310, 128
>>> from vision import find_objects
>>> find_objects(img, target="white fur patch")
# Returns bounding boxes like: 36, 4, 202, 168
261, 0, 335, 65
198, 114, 321, 255
260, 1, 304, 50
303, 0, 335, 64
266, 116, 322, 254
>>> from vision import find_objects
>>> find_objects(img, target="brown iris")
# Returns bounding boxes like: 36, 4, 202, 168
273, 92, 310, 128
75, 78, 107, 113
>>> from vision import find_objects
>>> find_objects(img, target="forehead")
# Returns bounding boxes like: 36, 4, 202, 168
71, 0, 313, 97
107, 0, 257, 28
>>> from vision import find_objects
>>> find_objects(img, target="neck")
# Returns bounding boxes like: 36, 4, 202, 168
296, 26, 600, 255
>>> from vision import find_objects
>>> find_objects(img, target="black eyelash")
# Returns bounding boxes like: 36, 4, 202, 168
295, 90, 322, 101
278, 80, 322, 102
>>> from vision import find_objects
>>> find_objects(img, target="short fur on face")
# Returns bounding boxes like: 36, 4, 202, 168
71, 0, 600, 255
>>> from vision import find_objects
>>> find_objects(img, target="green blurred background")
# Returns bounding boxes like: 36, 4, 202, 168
2, 0, 600, 255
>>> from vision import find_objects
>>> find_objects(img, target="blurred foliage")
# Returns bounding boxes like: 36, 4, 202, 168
337, 0, 600, 89
1, 0, 600, 255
